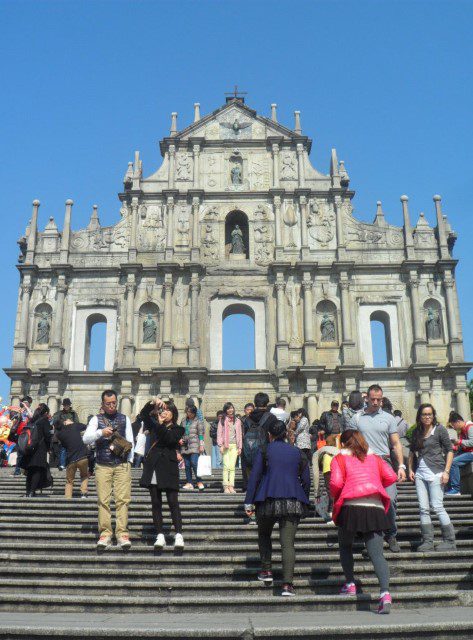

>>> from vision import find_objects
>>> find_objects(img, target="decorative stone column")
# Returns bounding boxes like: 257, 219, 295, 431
49, 276, 68, 368
272, 192, 283, 259
307, 394, 318, 424
190, 193, 203, 261
338, 273, 356, 365
25, 200, 40, 264
128, 198, 139, 262
271, 143, 280, 188
443, 271, 463, 361
123, 275, 136, 366
302, 277, 316, 363
434, 195, 449, 260
13, 276, 33, 366
334, 196, 346, 260
59, 199, 73, 263
296, 143, 305, 188
296, 190, 310, 259
193, 143, 200, 188
401, 196, 415, 260
161, 276, 173, 366
165, 195, 175, 260
168, 144, 176, 189
407, 272, 427, 363
275, 278, 289, 366
120, 396, 133, 418
189, 273, 200, 366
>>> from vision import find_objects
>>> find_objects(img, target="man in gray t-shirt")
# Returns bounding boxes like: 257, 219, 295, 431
349, 384, 406, 552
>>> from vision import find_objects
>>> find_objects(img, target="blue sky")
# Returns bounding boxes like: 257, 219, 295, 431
0, 0, 472, 399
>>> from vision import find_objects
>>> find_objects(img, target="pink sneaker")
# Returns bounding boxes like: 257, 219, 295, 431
340, 582, 357, 595
377, 592, 392, 614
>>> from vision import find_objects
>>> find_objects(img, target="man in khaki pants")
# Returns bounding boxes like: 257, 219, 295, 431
83, 390, 134, 550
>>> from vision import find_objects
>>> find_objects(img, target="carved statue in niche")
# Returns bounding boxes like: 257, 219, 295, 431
280, 153, 297, 180
426, 307, 442, 340
283, 203, 297, 247
176, 153, 192, 181
320, 313, 336, 342
307, 200, 335, 247
36, 312, 50, 344
177, 206, 190, 245
230, 225, 245, 254
143, 314, 158, 344
286, 282, 301, 346
231, 163, 242, 185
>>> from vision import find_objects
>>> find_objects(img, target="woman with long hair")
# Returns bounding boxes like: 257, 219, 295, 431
330, 429, 397, 614
408, 403, 455, 551
294, 408, 311, 463
217, 402, 242, 494
245, 420, 310, 597
139, 398, 185, 549
180, 404, 205, 491
20, 403, 51, 497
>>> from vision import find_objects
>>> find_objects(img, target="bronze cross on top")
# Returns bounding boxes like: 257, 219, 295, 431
225, 85, 247, 99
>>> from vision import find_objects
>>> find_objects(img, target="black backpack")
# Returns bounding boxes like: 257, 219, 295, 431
242, 412, 271, 467
17, 423, 40, 456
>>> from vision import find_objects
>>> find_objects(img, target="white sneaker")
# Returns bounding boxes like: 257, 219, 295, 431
154, 533, 166, 549
174, 533, 184, 549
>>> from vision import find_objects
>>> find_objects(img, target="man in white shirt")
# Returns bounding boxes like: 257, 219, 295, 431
270, 397, 290, 423
83, 389, 134, 550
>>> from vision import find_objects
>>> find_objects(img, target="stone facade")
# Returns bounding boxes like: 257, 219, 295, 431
5, 97, 471, 424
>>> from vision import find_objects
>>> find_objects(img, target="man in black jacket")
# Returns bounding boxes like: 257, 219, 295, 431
52, 399, 79, 470
319, 401, 342, 436
56, 419, 89, 498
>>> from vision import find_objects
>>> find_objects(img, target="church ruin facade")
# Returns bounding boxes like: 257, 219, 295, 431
6, 96, 471, 423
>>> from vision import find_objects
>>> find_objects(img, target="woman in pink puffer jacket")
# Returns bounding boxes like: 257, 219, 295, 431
330, 429, 397, 614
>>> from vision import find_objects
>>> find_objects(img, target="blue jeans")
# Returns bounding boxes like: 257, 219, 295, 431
183, 453, 201, 484
59, 447, 67, 468
415, 475, 451, 526
211, 444, 222, 469
449, 452, 473, 492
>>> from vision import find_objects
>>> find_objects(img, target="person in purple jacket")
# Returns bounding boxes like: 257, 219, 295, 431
244, 420, 311, 597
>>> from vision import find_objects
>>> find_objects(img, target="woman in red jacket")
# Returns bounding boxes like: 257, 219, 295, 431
330, 429, 397, 614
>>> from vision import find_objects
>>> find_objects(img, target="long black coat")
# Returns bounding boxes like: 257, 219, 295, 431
140, 414, 184, 491
21, 417, 52, 469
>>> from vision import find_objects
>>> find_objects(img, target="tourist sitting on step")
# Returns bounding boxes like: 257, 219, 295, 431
83, 389, 134, 551
217, 402, 242, 494
330, 429, 397, 614
408, 403, 456, 551
56, 418, 90, 499
138, 398, 185, 550
244, 420, 311, 597
445, 412, 473, 497
180, 404, 205, 491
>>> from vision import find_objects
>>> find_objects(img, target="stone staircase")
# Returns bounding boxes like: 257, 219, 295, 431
1, 467, 473, 639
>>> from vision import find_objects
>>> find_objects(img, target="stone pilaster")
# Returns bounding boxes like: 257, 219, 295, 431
338, 271, 356, 365
334, 196, 346, 261
161, 276, 173, 366
401, 196, 415, 260
25, 200, 40, 264
434, 195, 449, 260
13, 276, 33, 366
128, 197, 139, 262
59, 199, 73, 263
271, 142, 280, 188
407, 269, 427, 363
189, 190, 204, 261
275, 278, 289, 366
302, 277, 316, 363
192, 143, 200, 188
296, 189, 310, 259
165, 194, 175, 261
168, 144, 176, 189
271, 190, 284, 259
123, 275, 136, 366
296, 143, 305, 188
189, 273, 200, 366
442, 270, 464, 361
120, 395, 133, 418
49, 276, 68, 369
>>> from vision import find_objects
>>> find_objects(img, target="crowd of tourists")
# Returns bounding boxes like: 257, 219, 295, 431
2, 384, 473, 614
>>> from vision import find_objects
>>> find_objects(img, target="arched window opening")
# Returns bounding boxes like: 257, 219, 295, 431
85, 314, 107, 371
222, 304, 255, 370
225, 210, 249, 259
370, 311, 393, 368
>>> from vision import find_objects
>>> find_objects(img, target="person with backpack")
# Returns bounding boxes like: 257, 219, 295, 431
245, 420, 311, 597
19, 403, 52, 497
330, 429, 397, 614
242, 393, 278, 479
217, 402, 242, 494
56, 419, 90, 498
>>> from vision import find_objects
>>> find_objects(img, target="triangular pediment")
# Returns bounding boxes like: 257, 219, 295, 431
175, 99, 300, 142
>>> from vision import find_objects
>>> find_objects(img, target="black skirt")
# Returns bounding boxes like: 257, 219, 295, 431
338, 505, 389, 533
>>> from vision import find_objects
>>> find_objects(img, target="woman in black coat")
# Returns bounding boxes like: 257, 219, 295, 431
139, 398, 185, 549
21, 403, 52, 497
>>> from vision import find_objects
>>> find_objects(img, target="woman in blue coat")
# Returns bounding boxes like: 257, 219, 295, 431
244, 420, 311, 597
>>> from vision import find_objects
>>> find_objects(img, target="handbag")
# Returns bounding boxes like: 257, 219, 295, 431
196, 453, 212, 477
134, 427, 147, 457
103, 417, 132, 462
